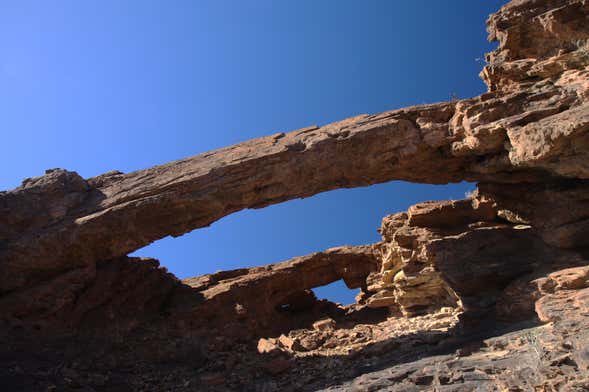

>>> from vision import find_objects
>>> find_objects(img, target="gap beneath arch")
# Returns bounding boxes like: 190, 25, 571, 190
130, 181, 477, 293
312, 280, 359, 306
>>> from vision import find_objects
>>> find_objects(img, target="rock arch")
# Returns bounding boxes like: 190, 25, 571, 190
2, 1, 589, 389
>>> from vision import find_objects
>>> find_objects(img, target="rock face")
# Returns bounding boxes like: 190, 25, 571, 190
174, 246, 380, 339
1, 0, 589, 390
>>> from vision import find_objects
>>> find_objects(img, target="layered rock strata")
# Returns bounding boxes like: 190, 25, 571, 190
1, 0, 589, 390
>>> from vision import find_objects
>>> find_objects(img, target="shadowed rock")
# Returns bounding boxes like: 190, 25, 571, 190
2, 0, 589, 390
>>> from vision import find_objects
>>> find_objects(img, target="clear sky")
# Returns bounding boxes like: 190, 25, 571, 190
1, 1, 506, 304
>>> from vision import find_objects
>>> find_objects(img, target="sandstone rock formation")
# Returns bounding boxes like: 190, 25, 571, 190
1, 0, 589, 390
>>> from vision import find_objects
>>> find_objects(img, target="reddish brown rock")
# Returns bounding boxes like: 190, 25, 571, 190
478, 180, 589, 249
262, 358, 293, 376
482, 0, 589, 95
368, 197, 512, 316
170, 245, 379, 338
546, 266, 589, 291
535, 266, 589, 323
1, 0, 589, 391
313, 318, 336, 331
2, 24, 588, 296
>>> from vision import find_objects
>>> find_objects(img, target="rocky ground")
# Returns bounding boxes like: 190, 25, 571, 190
1, 0, 589, 390
3, 279, 589, 391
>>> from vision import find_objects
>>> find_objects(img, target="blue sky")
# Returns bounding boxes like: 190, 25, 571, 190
1, 1, 505, 304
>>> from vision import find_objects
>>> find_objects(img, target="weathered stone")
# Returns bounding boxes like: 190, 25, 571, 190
257, 338, 279, 354
171, 245, 378, 338
262, 358, 293, 376
546, 266, 589, 291
1, 0, 589, 391
313, 318, 336, 331
478, 180, 589, 249
278, 335, 298, 351
299, 334, 325, 351
2, 18, 589, 295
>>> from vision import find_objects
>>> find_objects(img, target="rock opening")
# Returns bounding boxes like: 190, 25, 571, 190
312, 280, 360, 306
2, 0, 589, 389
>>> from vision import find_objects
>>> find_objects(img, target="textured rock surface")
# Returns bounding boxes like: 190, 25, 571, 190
323, 265, 589, 392
1, 0, 589, 390
0, 245, 379, 339
366, 197, 512, 316
2, 5, 589, 296
173, 245, 380, 339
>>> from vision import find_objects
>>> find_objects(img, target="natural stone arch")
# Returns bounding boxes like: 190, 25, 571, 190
1, 0, 589, 330
3, 1, 589, 389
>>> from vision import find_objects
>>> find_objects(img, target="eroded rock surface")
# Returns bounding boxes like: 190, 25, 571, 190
1, 0, 589, 390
